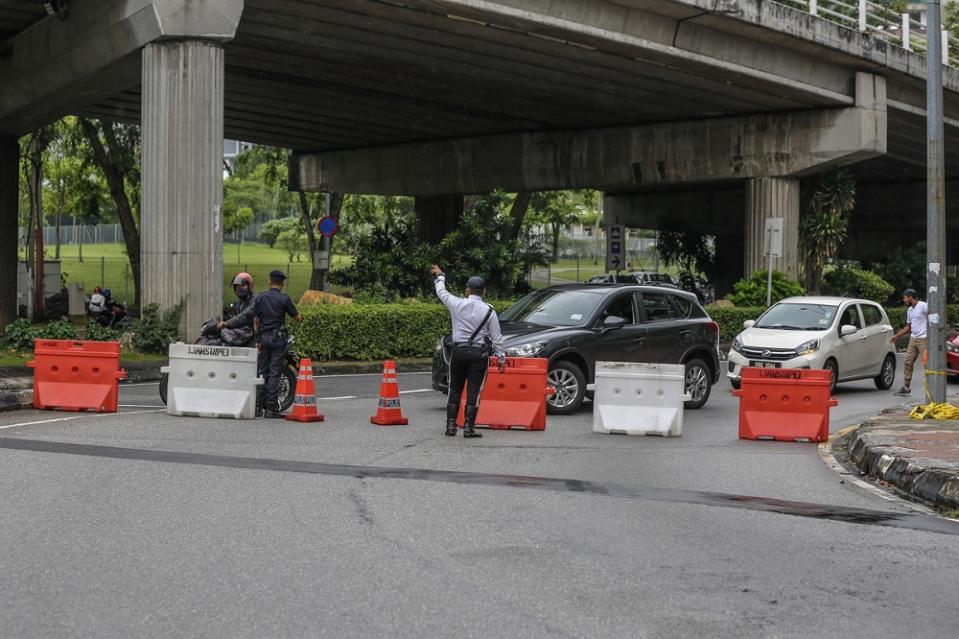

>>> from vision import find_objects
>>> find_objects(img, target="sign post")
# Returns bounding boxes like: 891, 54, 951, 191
764, 217, 784, 307
606, 224, 625, 273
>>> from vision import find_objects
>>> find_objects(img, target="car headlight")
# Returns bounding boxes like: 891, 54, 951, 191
948, 342, 959, 354
797, 339, 820, 356
505, 341, 547, 357
732, 336, 743, 353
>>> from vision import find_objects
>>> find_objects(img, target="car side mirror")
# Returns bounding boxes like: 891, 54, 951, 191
603, 316, 628, 330
840, 324, 858, 337
743, 320, 755, 329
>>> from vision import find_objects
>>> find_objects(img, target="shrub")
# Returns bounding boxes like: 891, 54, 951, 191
132, 303, 184, 354
292, 301, 512, 360
704, 306, 766, 343
822, 265, 895, 303
3, 318, 37, 351
83, 321, 120, 342
37, 321, 78, 341
728, 271, 805, 308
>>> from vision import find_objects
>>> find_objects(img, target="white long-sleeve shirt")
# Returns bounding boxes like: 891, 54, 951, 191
434, 275, 506, 359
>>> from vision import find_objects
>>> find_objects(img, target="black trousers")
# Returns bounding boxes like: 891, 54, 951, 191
257, 332, 287, 410
448, 346, 488, 408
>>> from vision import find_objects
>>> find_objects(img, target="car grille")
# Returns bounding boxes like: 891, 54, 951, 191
739, 346, 797, 361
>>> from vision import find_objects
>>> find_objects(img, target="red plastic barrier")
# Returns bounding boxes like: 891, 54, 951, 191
732, 368, 837, 443
457, 357, 553, 431
27, 340, 127, 413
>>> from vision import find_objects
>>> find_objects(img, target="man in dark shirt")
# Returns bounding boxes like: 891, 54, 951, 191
253, 270, 302, 418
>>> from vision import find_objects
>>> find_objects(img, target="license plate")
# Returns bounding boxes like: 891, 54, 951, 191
749, 361, 780, 369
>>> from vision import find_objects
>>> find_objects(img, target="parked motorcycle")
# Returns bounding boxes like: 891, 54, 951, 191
85, 288, 129, 328
158, 317, 300, 412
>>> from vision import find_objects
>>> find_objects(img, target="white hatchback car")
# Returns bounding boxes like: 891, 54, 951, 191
727, 296, 897, 392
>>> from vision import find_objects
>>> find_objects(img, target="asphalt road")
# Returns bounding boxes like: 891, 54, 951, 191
2, 357, 958, 638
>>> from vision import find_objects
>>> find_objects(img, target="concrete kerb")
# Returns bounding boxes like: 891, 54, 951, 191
823, 410, 959, 513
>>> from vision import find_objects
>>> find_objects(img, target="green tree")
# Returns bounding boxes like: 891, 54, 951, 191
799, 169, 856, 293
276, 227, 308, 262
729, 271, 806, 307
224, 206, 254, 236
656, 231, 716, 276
78, 118, 142, 307
258, 216, 301, 248
527, 191, 582, 262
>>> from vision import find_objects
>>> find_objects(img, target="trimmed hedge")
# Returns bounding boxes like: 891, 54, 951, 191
289, 301, 959, 361
292, 301, 511, 361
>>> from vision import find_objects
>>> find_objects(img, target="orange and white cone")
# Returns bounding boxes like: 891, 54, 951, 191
286, 358, 325, 423
370, 360, 409, 426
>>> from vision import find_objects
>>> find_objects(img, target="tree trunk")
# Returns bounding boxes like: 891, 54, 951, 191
55, 213, 61, 260
508, 192, 531, 241
303, 192, 344, 291
299, 191, 322, 290
551, 222, 560, 263
79, 118, 141, 307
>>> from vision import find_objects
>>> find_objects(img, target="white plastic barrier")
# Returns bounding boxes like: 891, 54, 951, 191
592, 362, 690, 437
161, 343, 263, 419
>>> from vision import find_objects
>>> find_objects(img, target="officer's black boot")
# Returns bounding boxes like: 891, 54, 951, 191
264, 398, 283, 419
445, 404, 458, 436
463, 406, 482, 438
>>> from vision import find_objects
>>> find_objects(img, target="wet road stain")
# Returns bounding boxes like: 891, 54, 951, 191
3, 436, 958, 536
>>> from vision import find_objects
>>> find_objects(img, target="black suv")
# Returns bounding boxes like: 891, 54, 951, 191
432, 284, 722, 414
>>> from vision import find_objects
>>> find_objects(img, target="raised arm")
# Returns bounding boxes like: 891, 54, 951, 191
431, 264, 462, 310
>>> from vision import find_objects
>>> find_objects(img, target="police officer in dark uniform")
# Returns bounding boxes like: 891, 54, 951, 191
253, 269, 302, 418
432, 265, 506, 438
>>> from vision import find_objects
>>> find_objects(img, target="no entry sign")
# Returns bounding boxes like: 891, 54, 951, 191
317, 216, 338, 238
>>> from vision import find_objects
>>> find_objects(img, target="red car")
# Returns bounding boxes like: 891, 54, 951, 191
948, 334, 959, 378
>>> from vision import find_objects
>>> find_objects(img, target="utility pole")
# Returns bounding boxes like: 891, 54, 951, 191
927, 0, 947, 403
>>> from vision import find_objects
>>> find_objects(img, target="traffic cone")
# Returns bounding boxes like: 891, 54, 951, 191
286, 358, 325, 423
371, 360, 409, 426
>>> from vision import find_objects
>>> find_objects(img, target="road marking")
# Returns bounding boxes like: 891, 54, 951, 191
118, 404, 166, 408
313, 372, 431, 379
3, 437, 957, 536
399, 389, 432, 395
0, 409, 164, 431
317, 395, 358, 400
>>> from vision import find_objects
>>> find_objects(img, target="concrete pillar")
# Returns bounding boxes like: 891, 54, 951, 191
416, 194, 463, 244
141, 41, 225, 335
744, 177, 800, 280
713, 233, 744, 300
0, 137, 18, 328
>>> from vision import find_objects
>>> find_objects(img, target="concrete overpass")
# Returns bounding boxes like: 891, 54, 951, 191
1, 0, 957, 329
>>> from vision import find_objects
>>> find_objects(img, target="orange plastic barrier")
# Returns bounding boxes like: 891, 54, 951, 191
458, 357, 553, 431
371, 360, 409, 426
732, 368, 838, 442
287, 358, 325, 422
27, 339, 127, 413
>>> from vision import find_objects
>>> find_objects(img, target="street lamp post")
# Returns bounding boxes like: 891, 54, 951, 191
927, 0, 948, 403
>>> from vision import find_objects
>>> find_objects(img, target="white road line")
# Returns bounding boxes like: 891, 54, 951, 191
399, 389, 433, 394
118, 404, 166, 408
0, 409, 163, 431
313, 372, 432, 379
317, 395, 358, 400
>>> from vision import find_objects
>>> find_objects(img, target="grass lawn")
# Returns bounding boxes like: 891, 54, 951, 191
31, 242, 353, 304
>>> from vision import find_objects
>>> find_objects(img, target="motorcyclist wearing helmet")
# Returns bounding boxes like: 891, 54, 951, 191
217, 272, 257, 346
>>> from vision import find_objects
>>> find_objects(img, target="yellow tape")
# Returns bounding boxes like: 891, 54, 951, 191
911, 369, 959, 420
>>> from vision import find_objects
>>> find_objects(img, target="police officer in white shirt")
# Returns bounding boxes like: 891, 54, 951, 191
890, 288, 928, 396
432, 265, 506, 438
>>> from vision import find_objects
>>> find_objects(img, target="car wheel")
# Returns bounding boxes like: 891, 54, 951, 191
823, 359, 838, 394
547, 361, 586, 415
875, 354, 896, 391
684, 358, 712, 410
277, 367, 297, 413
159, 372, 168, 405
729, 378, 741, 391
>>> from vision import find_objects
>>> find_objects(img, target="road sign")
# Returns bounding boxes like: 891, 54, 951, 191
606, 224, 625, 272
317, 216, 338, 238
313, 250, 330, 270
764, 217, 783, 258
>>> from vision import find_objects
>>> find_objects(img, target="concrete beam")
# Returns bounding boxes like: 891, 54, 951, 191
0, 0, 243, 136
291, 74, 885, 195
0, 137, 18, 328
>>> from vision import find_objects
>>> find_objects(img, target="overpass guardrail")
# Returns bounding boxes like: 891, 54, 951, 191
777, 0, 959, 67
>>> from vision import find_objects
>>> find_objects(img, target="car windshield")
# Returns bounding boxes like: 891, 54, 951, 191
647, 274, 672, 283
500, 290, 603, 326
755, 303, 838, 330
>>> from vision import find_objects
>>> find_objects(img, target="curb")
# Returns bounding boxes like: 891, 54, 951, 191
0, 378, 33, 412
838, 417, 959, 511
